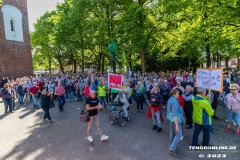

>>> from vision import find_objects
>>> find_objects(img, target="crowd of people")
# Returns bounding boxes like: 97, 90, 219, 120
0, 69, 240, 158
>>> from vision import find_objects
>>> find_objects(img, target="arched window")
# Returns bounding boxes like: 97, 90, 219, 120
1, 5, 23, 42
10, 19, 15, 31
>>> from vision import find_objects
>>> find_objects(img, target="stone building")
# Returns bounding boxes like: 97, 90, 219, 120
0, 0, 33, 78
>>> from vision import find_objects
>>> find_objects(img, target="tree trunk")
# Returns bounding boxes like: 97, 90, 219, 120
101, 56, 105, 74
206, 44, 211, 68
97, 53, 102, 72
48, 54, 52, 76
140, 46, 146, 73
238, 58, 240, 71
216, 51, 219, 68
81, 37, 84, 73
113, 57, 116, 74
225, 57, 229, 70
73, 59, 77, 74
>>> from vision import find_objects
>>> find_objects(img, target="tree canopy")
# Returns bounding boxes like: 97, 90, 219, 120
31, 0, 240, 74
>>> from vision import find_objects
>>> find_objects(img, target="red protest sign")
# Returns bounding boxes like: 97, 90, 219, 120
108, 73, 123, 90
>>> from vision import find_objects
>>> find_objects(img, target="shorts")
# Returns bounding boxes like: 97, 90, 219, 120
226, 111, 240, 125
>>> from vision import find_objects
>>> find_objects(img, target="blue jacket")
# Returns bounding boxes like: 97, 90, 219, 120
167, 96, 183, 123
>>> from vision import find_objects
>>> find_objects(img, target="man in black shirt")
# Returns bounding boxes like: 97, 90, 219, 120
86, 90, 109, 142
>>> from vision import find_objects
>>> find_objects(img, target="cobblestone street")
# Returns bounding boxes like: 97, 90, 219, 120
0, 99, 239, 160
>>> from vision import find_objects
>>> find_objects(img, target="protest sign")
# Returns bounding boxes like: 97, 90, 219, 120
108, 73, 123, 91
196, 68, 223, 92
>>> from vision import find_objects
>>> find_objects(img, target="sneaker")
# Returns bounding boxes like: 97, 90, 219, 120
87, 136, 94, 142
100, 135, 109, 141
180, 135, 184, 141
168, 150, 180, 158
44, 119, 48, 122
49, 120, 52, 123
152, 125, 157, 130
157, 127, 162, 132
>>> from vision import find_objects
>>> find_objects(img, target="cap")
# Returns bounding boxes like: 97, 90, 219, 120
164, 80, 168, 82
153, 83, 158, 86
90, 90, 96, 94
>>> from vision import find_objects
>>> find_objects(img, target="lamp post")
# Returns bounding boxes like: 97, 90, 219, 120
108, 41, 118, 73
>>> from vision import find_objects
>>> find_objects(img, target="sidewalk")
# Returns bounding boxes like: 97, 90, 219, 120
0, 99, 239, 160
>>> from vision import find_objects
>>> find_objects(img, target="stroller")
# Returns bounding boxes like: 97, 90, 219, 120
109, 101, 130, 127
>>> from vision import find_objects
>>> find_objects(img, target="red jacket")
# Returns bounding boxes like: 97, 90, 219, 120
37, 82, 43, 91
178, 95, 184, 110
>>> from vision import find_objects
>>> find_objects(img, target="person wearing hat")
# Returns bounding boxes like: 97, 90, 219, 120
224, 84, 240, 135
40, 89, 52, 123
86, 90, 109, 142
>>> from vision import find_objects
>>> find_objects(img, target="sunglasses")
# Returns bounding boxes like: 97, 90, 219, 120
230, 89, 237, 91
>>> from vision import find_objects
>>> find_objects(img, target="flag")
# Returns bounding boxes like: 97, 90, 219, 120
108, 73, 123, 91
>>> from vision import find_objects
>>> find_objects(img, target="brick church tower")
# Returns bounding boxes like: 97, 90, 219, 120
0, 0, 33, 78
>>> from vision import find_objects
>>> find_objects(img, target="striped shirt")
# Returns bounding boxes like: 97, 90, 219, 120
150, 91, 163, 107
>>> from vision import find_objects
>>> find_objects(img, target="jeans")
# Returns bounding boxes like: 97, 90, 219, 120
192, 123, 211, 146
3, 98, 13, 112
210, 116, 214, 130
18, 95, 24, 105
65, 87, 68, 98
169, 122, 182, 150
42, 107, 51, 120
68, 91, 74, 101
136, 101, 143, 111
77, 93, 82, 101
99, 97, 107, 108
151, 109, 162, 128
185, 112, 193, 128
32, 95, 39, 108
57, 95, 66, 110
222, 91, 226, 105
87, 115, 103, 137
12, 98, 15, 110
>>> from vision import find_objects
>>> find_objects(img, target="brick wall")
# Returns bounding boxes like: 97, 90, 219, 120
0, 0, 33, 78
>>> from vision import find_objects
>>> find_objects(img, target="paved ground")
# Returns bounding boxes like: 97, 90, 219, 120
0, 98, 239, 160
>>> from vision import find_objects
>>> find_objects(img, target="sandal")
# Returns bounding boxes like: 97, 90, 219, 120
235, 130, 240, 135
225, 127, 230, 131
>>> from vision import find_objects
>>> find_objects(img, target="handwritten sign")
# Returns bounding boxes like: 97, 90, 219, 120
108, 73, 123, 91
196, 68, 223, 92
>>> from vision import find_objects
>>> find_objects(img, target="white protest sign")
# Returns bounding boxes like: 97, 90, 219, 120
196, 68, 223, 92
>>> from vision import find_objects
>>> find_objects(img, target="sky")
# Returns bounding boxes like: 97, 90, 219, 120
27, 0, 64, 32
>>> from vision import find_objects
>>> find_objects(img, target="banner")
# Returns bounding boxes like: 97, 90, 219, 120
108, 73, 123, 91
196, 68, 223, 92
